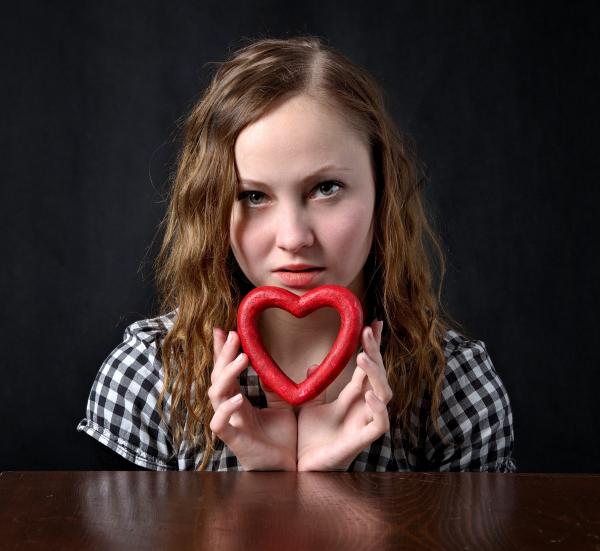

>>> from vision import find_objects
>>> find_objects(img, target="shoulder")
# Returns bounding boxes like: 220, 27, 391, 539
422, 328, 516, 472
100, 310, 177, 393
77, 309, 198, 470
122, 309, 177, 345
441, 329, 505, 408
105, 309, 178, 388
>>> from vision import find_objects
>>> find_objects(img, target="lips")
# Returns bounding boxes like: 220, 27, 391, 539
274, 268, 324, 287
275, 263, 323, 272
279, 268, 320, 272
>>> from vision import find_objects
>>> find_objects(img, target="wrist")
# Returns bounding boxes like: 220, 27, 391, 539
279, 446, 298, 471
297, 449, 353, 472
239, 447, 297, 471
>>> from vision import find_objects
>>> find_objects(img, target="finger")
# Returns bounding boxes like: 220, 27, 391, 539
360, 390, 390, 439
213, 327, 227, 358
259, 377, 274, 393
334, 364, 367, 416
212, 330, 241, 383
262, 386, 293, 410
350, 359, 368, 386
261, 363, 319, 394
328, 390, 389, 467
369, 319, 381, 345
307, 364, 319, 377
209, 393, 244, 441
359, 323, 390, 398
208, 352, 248, 409
362, 325, 383, 363
302, 364, 327, 406
258, 376, 290, 408
325, 389, 390, 467
356, 351, 393, 404
375, 320, 383, 345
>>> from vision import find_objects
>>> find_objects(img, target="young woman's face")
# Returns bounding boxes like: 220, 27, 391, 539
230, 94, 376, 297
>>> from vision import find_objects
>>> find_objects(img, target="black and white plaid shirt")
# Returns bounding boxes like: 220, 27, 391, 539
77, 310, 516, 472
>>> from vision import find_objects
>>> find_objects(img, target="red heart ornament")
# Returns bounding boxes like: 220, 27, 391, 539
237, 284, 364, 406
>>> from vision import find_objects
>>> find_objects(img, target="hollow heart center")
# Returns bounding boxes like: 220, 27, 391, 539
258, 307, 341, 383
236, 284, 364, 405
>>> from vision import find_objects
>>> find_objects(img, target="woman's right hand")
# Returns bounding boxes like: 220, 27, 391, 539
209, 328, 297, 471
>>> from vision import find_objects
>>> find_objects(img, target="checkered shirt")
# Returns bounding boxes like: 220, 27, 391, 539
77, 310, 516, 472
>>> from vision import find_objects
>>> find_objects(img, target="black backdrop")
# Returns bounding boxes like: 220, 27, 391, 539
2, 1, 598, 472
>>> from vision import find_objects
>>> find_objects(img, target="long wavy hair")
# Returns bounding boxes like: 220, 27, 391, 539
153, 35, 468, 470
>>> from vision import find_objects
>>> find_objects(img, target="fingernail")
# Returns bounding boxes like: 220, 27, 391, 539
226, 331, 233, 343
231, 393, 243, 403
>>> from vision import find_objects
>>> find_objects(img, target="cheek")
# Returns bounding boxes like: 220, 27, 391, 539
230, 212, 270, 261
323, 204, 373, 248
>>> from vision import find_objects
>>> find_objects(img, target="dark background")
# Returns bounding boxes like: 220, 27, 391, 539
2, 1, 598, 472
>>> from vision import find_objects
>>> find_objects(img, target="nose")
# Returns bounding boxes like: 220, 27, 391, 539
274, 205, 314, 253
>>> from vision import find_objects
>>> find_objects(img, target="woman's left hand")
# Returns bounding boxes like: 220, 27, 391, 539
296, 319, 393, 471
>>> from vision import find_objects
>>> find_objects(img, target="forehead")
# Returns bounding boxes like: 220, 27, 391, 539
234, 95, 370, 182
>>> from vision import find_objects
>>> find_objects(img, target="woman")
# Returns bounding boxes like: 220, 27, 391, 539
77, 35, 516, 472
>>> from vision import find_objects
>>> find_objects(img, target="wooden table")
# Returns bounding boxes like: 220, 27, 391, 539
1, 471, 599, 550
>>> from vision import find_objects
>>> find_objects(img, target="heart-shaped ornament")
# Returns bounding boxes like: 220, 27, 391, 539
237, 284, 364, 406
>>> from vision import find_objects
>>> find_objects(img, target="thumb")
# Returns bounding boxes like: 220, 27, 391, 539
259, 377, 293, 410
306, 364, 319, 378
304, 364, 327, 406
260, 377, 274, 393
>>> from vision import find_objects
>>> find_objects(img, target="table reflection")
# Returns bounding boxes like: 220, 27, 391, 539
76, 472, 519, 550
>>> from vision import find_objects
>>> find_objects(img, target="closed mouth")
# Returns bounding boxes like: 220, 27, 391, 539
279, 268, 322, 272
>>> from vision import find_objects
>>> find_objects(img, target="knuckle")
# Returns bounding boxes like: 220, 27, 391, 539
228, 353, 241, 369
378, 396, 388, 411
376, 422, 388, 438
351, 381, 363, 395
207, 386, 217, 402
373, 412, 389, 433
210, 423, 223, 438
212, 359, 224, 377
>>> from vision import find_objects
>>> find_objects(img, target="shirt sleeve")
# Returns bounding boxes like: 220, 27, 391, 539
76, 316, 184, 471
423, 332, 517, 472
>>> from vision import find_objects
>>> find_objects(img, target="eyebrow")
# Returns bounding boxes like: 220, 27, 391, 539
238, 164, 352, 187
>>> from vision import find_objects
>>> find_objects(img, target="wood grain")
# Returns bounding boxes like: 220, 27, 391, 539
1, 471, 599, 550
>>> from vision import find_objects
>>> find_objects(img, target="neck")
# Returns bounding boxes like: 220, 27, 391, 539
258, 289, 372, 370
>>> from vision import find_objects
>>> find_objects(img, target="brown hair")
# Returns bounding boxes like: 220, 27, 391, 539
153, 35, 468, 470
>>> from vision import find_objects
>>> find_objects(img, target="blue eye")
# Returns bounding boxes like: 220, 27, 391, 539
314, 181, 343, 197
237, 190, 266, 206
237, 181, 344, 207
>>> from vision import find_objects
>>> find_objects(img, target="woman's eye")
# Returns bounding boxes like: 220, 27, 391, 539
312, 181, 343, 198
237, 190, 266, 206
237, 180, 344, 207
